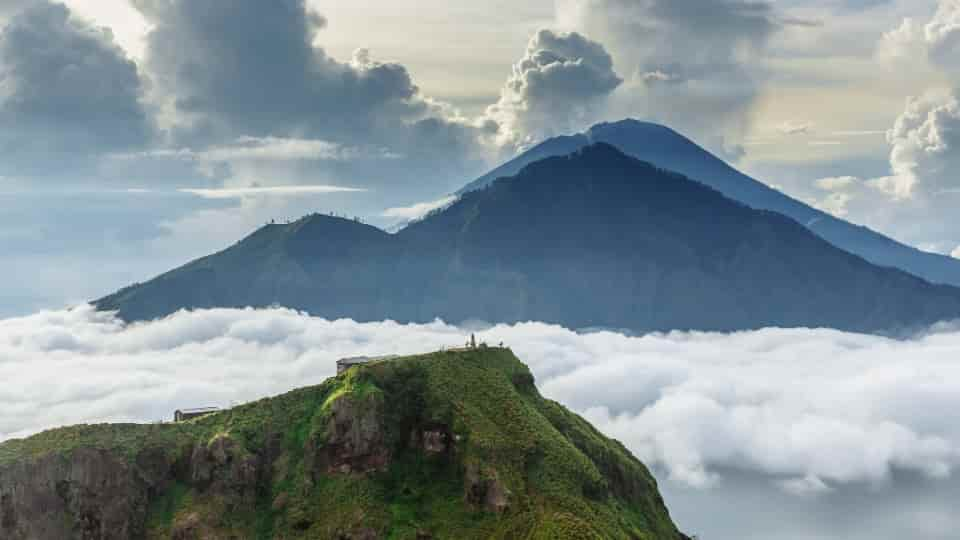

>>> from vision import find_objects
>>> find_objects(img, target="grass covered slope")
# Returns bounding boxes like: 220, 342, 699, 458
0, 348, 686, 540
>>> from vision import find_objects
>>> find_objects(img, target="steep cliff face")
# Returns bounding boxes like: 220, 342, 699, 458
0, 448, 153, 540
0, 349, 687, 539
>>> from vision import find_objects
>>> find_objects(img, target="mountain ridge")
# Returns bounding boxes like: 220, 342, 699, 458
458, 119, 960, 287
95, 143, 960, 334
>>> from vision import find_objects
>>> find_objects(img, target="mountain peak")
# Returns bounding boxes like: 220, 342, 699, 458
587, 118, 681, 137
456, 118, 960, 288
569, 140, 630, 160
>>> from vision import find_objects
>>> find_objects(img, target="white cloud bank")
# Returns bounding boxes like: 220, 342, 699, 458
3, 306, 960, 497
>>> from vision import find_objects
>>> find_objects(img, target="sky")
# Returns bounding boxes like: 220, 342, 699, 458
0, 0, 959, 314
4, 306, 960, 539
3, 3, 960, 537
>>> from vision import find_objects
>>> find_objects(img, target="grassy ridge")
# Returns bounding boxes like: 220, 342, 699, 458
0, 348, 684, 539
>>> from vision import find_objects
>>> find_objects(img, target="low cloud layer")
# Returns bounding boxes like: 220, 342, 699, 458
5, 307, 960, 538
4, 306, 960, 494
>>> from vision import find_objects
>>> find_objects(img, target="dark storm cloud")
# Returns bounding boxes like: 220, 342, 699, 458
130, 0, 492, 201
132, 0, 419, 143
645, 0, 779, 44
0, 1, 152, 178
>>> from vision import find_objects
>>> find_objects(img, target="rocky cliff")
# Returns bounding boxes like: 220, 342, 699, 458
0, 348, 686, 539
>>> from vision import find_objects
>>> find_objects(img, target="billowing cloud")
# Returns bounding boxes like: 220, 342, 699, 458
784, 2, 960, 256
805, 89, 960, 254
0, 0, 35, 19
485, 29, 622, 150
555, 0, 786, 159
133, 0, 413, 142
884, 90, 960, 199
879, 0, 960, 72
127, 0, 492, 203
0, 1, 151, 179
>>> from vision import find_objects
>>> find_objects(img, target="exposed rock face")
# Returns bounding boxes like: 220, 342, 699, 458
464, 463, 511, 514
410, 424, 452, 455
190, 433, 260, 508
171, 512, 203, 540
0, 434, 263, 540
310, 394, 390, 477
0, 448, 160, 540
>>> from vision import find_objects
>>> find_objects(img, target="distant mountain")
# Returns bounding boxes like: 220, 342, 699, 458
0, 349, 688, 539
459, 119, 960, 287
97, 144, 960, 334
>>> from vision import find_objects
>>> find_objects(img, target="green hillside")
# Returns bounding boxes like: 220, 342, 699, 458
0, 348, 686, 540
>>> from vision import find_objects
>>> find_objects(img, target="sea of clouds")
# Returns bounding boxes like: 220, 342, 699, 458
4, 306, 960, 538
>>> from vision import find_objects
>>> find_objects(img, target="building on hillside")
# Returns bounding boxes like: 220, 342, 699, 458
174, 407, 221, 423
336, 355, 398, 374
337, 356, 372, 374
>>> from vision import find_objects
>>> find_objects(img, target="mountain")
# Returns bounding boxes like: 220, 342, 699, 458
96, 143, 960, 334
0, 348, 687, 539
459, 119, 960, 288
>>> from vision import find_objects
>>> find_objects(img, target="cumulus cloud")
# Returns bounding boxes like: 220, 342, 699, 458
5, 305, 960, 498
805, 89, 960, 253
133, 0, 411, 142
793, 3, 960, 253
0, 0, 36, 19
556, 0, 788, 159
884, 90, 960, 199
0, 0, 151, 179
485, 29, 622, 150
126, 0, 492, 202
879, 0, 960, 72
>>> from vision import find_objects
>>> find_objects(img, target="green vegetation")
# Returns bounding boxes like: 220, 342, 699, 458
0, 348, 685, 539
